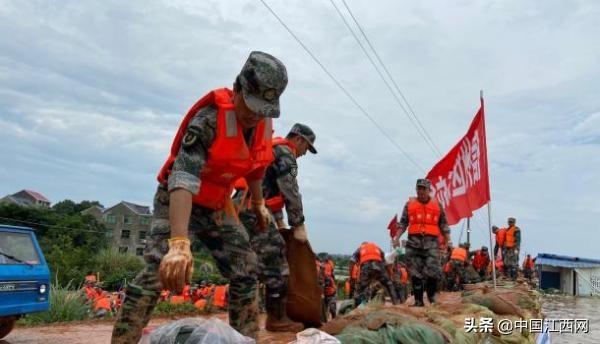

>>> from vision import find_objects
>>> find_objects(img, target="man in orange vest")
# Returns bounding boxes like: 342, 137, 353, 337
393, 179, 450, 306
522, 254, 535, 281
471, 246, 490, 279
322, 255, 337, 319
391, 259, 409, 303
348, 261, 360, 299
502, 217, 521, 281
492, 225, 507, 261
235, 123, 317, 332
351, 242, 399, 306
111, 52, 288, 343
446, 243, 469, 291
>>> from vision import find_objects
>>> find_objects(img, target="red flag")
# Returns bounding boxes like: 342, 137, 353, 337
387, 214, 398, 239
426, 97, 490, 225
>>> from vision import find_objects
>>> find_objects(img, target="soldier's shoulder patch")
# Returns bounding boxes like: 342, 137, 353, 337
182, 129, 199, 147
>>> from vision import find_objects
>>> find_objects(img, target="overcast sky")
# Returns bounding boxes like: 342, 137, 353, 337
1, 0, 599, 260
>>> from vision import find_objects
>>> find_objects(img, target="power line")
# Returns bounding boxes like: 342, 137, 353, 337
0, 216, 110, 234
258, 0, 425, 172
328, 0, 440, 157
339, 0, 442, 156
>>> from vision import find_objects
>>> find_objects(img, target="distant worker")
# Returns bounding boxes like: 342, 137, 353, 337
471, 246, 490, 279
523, 254, 535, 281
322, 255, 337, 319
393, 179, 450, 306
390, 260, 409, 303
111, 51, 288, 343
502, 217, 521, 281
348, 261, 360, 299
351, 242, 399, 306
446, 243, 468, 291
492, 225, 506, 259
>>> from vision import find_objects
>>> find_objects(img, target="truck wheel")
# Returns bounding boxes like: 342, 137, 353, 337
0, 316, 17, 339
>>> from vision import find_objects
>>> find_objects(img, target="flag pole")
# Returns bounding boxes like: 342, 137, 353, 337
481, 89, 497, 291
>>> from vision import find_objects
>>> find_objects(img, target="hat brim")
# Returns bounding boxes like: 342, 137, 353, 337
297, 134, 317, 154
242, 89, 280, 118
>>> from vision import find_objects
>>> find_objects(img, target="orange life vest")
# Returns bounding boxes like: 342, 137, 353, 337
451, 247, 467, 262
212, 285, 228, 308
199, 286, 212, 298
399, 266, 409, 284
182, 285, 191, 302
157, 88, 273, 210
324, 260, 335, 277
472, 250, 490, 270
359, 242, 383, 264
93, 296, 112, 312
350, 263, 360, 280
264, 137, 297, 212
344, 279, 350, 295
523, 257, 535, 270
194, 299, 207, 310
443, 262, 451, 273
407, 197, 441, 237
170, 295, 186, 305
496, 228, 507, 247
324, 277, 336, 296
504, 226, 518, 248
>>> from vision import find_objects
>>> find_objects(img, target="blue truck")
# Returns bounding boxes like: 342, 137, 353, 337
0, 225, 50, 339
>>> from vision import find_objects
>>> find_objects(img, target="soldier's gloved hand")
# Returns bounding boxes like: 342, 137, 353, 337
159, 238, 193, 293
252, 199, 271, 232
292, 224, 308, 243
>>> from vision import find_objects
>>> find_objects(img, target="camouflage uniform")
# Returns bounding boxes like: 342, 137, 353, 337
398, 183, 449, 306
351, 248, 398, 306
112, 107, 261, 343
503, 221, 521, 280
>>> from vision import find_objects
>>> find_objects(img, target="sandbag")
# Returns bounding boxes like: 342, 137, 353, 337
281, 229, 323, 327
148, 318, 254, 344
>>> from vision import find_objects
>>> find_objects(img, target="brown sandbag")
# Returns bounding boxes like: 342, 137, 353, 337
281, 229, 323, 327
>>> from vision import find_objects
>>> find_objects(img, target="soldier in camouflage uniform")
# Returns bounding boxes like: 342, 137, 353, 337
235, 123, 317, 332
394, 179, 450, 306
351, 242, 399, 306
111, 51, 288, 343
502, 217, 521, 281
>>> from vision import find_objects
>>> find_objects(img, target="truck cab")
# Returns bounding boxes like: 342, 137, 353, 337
0, 225, 50, 339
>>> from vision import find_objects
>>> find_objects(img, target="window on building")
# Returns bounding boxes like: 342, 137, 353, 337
119, 246, 128, 253
124, 216, 133, 225
121, 230, 130, 239
105, 214, 116, 224
139, 231, 147, 241
140, 216, 151, 225
136, 248, 144, 256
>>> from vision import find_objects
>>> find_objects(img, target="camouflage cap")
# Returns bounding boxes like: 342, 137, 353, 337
416, 178, 431, 188
238, 51, 288, 118
508, 217, 516, 223
289, 123, 317, 154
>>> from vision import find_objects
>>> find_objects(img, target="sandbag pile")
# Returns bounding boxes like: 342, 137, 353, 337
322, 281, 541, 344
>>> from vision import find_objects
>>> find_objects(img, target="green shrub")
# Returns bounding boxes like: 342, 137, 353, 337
153, 301, 199, 316
93, 248, 144, 290
18, 281, 90, 325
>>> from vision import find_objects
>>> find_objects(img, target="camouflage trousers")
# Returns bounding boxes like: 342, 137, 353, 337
354, 261, 397, 306
324, 294, 337, 319
503, 248, 519, 280
446, 259, 466, 290
238, 210, 289, 297
111, 185, 259, 343
393, 282, 408, 303
405, 235, 442, 280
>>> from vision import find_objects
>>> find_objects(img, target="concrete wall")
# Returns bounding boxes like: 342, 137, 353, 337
575, 268, 600, 296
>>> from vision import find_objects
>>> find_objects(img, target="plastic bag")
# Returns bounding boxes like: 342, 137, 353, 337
289, 328, 341, 344
148, 318, 255, 344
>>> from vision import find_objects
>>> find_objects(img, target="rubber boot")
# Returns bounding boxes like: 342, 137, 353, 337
411, 278, 425, 307
265, 295, 304, 333
426, 278, 437, 305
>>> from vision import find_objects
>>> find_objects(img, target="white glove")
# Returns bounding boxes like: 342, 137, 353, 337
292, 224, 308, 243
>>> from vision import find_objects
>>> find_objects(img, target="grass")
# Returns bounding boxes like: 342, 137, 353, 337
18, 281, 91, 326
152, 301, 206, 316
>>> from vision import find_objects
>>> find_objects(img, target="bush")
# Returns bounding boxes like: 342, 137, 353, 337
153, 301, 199, 316
93, 248, 144, 290
18, 281, 90, 325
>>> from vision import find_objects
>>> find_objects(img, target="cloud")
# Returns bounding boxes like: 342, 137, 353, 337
1, 0, 600, 259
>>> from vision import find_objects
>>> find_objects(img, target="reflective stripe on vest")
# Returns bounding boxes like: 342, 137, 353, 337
407, 197, 442, 237
451, 247, 467, 262
505, 226, 518, 248
157, 88, 273, 210
359, 242, 383, 264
